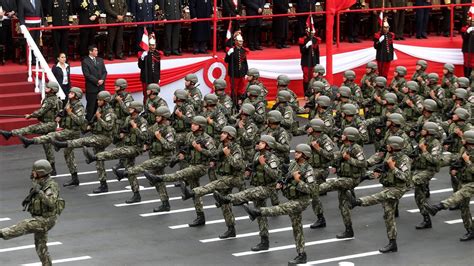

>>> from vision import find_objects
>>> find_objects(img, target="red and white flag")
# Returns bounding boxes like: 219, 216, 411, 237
469, 6, 474, 19
378, 12, 384, 27
225, 22, 233, 42
139, 27, 149, 52
306, 15, 315, 33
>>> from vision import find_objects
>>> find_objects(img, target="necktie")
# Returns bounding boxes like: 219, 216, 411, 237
93, 57, 97, 65
31, 0, 35, 9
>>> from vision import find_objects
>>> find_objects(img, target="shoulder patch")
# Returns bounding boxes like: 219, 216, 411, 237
325, 142, 333, 151
270, 161, 278, 169
105, 113, 112, 121
356, 152, 364, 161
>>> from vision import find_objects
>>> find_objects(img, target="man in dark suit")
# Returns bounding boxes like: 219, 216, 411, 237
391, 0, 406, 40
17, 0, 42, 46
82, 45, 107, 121
46, 0, 72, 57
243, 0, 264, 51
159, 0, 183, 56
75, 0, 101, 57
273, 0, 289, 49
0, 0, 17, 61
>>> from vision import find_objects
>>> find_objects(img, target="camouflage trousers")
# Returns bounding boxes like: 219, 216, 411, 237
229, 186, 274, 237
449, 166, 461, 194
311, 169, 328, 216
12, 122, 56, 164
441, 182, 474, 231
175, 132, 189, 169
412, 170, 436, 216
128, 154, 170, 201
194, 175, 243, 227
1, 216, 56, 266
360, 187, 408, 240
319, 177, 359, 228
68, 134, 112, 182
260, 198, 310, 253
96, 146, 142, 193
33, 129, 81, 174
162, 164, 207, 213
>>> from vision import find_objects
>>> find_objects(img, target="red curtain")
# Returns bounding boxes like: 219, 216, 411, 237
326, 0, 356, 14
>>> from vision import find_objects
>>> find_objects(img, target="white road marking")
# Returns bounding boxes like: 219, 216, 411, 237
140, 204, 217, 217
200, 224, 313, 243
303, 251, 381, 265
402, 188, 452, 198
169, 216, 249, 229
444, 219, 463, 224
52, 169, 112, 178
22, 256, 92, 266
232, 238, 353, 257
0, 217, 11, 222
114, 194, 212, 207
0, 242, 62, 253
87, 186, 156, 197
406, 201, 474, 213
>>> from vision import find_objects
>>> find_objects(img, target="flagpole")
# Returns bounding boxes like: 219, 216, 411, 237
306, 3, 314, 98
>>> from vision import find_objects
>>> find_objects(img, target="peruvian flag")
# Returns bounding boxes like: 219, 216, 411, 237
225, 22, 232, 42
378, 12, 384, 27
469, 6, 474, 19
139, 27, 149, 52
306, 14, 315, 33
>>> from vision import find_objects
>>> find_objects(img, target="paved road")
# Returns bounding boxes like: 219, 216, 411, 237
0, 134, 472, 266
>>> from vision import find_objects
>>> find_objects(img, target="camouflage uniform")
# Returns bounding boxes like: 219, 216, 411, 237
143, 94, 168, 126
245, 79, 268, 103
111, 90, 134, 142
236, 116, 259, 163
1, 174, 64, 266
12, 94, 62, 166
33, 99, 86, 175
389, 67, 407, 101
243, 96, 266, 131
401, 83, 424, 127
411, 60, 428, 87
186, 86, 203, 113
171, 97, 195, 169
360, 64, 378, 100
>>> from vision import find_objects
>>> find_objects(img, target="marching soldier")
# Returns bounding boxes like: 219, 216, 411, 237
339, 103, 368, 145
412, 122, 442, 230
214, 135, 281, 251
104, 0, 128, 60
20, 88, 86, 187
142, 83, 168, 126
401, 81, 424, 127
171, 89, 195, 160
145, 116, 217, 226
242, 144, 315, 264
360, 62, 378, 101
342, 70, 363, 106
236, 103, 259, 163
52, 91, 116, 194
0, 160, 65, 266
334, 86, 359, 129
276, 74, 303, 113
411, 59, 429, 86
441, 63, 458, 99
424, 130, 474, 241
272, 91, 297, 133
319, 127, 367, 239
213, 79, 234, 119
411, 99, 443, 139
306, 119, 335, 229
308, 64, 329, 96
390, 66, 407, 100
184, 73, 203, 113
421, 73, 446, 113
114, 106, 176, 212
83, 101, 148, 204
243, 85, 266, 132
0, 82, 62, 176
159, 0, 183, 56
364, 76, 387, 120
181, 126, 245, 239
350, 136, 411, 253
242, 68, 268, 105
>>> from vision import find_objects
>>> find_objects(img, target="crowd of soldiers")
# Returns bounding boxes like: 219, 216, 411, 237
1, 59, 474, 265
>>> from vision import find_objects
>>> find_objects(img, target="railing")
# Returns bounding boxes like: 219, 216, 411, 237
20, 25, 65, 100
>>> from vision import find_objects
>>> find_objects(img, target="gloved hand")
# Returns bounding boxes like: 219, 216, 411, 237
305, 40, 313, 48
32, 182, 42, 194
141, 51, 148, 60
467, 27, 474, 34
227, 48, 234, 56
378, 35, 385, 43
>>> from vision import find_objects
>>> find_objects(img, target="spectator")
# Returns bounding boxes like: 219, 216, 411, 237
415, 0, 430, 39
17, 0, 42, 52
46, 0, 72, 58
0, 0, 17, 61
159, 0, 183, 56
294, 0, 312, 39
440, 0, 450, 37
374, 19, 394, 78
273, 0, 290, 49
138, 37, 161, 104
52, 52, 71, 106
189, 0, 213, 54
346, 1, 362, 43
391, 0, 406, 40
75, 0, 101, 58
130, 0, 157, 51
104, 0, 128, 60
82, 45, 107, 121
243, 0, 265, 51
369, 0, 386, 35
461, 17, 474, 78
222, 0, 242, 34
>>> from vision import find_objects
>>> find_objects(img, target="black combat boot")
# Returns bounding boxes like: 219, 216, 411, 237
144, 171, 163, 185
83, 147, 97, 164
63, 172, 79, 187
242, 204, 261, 221
379, 239, 398, 253
288, 252, 307, 264
395, 206, 399, 218
50, 162, 57, 176
213, 191, 231, 206
180, 183, 195, 200
460, 229, 474, 241
153, 200, 170, 212
336, 226, 354, 239
51, 139, 67, 151
113, 167, 128, 181
18, 135, 34, 148
0, 130, 12, 140
346, 191, 362, 209
310, 214, 326, 229
415, 215, 432, 229
125, 192, 141, 204
251, 236, 269, 251
424, 202, 446, 216
188, 212, 205, 227
93, 181, 108, 193
219, 225, 236, 239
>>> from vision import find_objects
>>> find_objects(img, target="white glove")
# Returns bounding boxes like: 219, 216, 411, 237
467, 27, 474, 34
378, 35, 385, 43
227, 48, 234, 56
305, 40, 313, 48
140, 51, 148, 60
